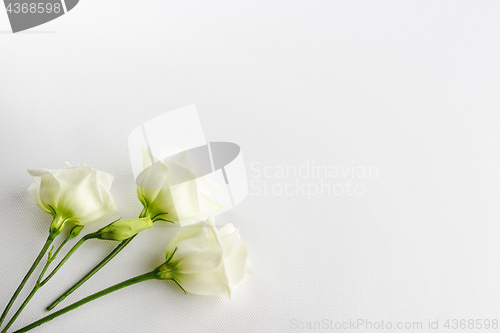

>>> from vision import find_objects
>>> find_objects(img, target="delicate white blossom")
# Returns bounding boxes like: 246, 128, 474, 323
27, 162, 118, 235
157, 216, 253, 298
137, 147, 222, 223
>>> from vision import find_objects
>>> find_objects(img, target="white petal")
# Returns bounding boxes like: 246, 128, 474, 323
101, 185, 119, 213
169, 180, 202, 220
137, 162, 169, 213
166, 221, 224, 273
197, 191, 223, 216
220, 228, 241, 259
174, 264, 229, 296
27, 168, 52, 185
76, 184, 119, 224
141, 144, 154, 170
171, 226, 217, 261
54, 165, 93, 191
27, 183, 51, 214
224, 240, 248, 287
148, 186, 177, 220
38, 173, 61, 211
137, 148, 223, 223
206, 215, 215, 225
96, 170, 114, 192
27, 168, 52, 178
166, 222, 208, 258
163, 160, 196, 186
170, 246, 223, 273
77, 207, 117, 225
169, 177, 222, 221
59, 174, 103, 218
218, 223, 236, 237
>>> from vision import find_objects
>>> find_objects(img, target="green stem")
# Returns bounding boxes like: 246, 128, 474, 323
14, 271, 158, 333
1, 233, 93, 332
40, 235, 93, 287
0, 235, 55, 328
46, 234, 137, 311
1, 285, 39, 333
36, 232, 72, 285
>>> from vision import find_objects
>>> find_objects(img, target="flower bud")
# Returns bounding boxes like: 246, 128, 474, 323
69, 225, 85, 238
94, 217, 153, 241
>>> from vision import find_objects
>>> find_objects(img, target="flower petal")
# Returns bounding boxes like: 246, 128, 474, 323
60, 176, 104, 219
137, 149, 223, 223
218, 223, 236, 237
170, 246, 222, 273
27, 183, 51, 214
224, 240, 249, 286
75, 184, 118, 224
220, 227, 241, 259
27, 168, 52, 185
96, 170, 114, 192
38, 173, 61, 211
174, 264, 229, 296
167, 222, 210, 260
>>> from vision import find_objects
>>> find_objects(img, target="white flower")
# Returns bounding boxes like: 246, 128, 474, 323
156, 216, 253, 298
137, 147, 222, 223
27, 162, 119, 235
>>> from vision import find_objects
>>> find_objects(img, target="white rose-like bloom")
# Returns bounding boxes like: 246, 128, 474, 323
27, 162, 119, 235
156, 216, 253, 298
137, 147, 222, 223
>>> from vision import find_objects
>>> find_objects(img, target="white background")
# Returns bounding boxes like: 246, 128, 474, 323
1, 1, 500, 332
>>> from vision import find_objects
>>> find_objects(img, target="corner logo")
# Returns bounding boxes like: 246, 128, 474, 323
3, 0, 78, 33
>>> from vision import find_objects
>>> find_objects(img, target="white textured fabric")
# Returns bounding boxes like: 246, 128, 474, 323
1, 1, 500, 332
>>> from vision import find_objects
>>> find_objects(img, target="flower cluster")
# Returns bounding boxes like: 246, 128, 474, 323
0, 161, 252, 333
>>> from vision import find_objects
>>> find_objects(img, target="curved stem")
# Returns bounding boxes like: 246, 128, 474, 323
46, 234, 137, 310
1, 233, 93, 332
14, 271, 158, 333
40, 235, 92, 287
0, 235, 55, 328
36, 232, 72, 285
1, 285, 39, 333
